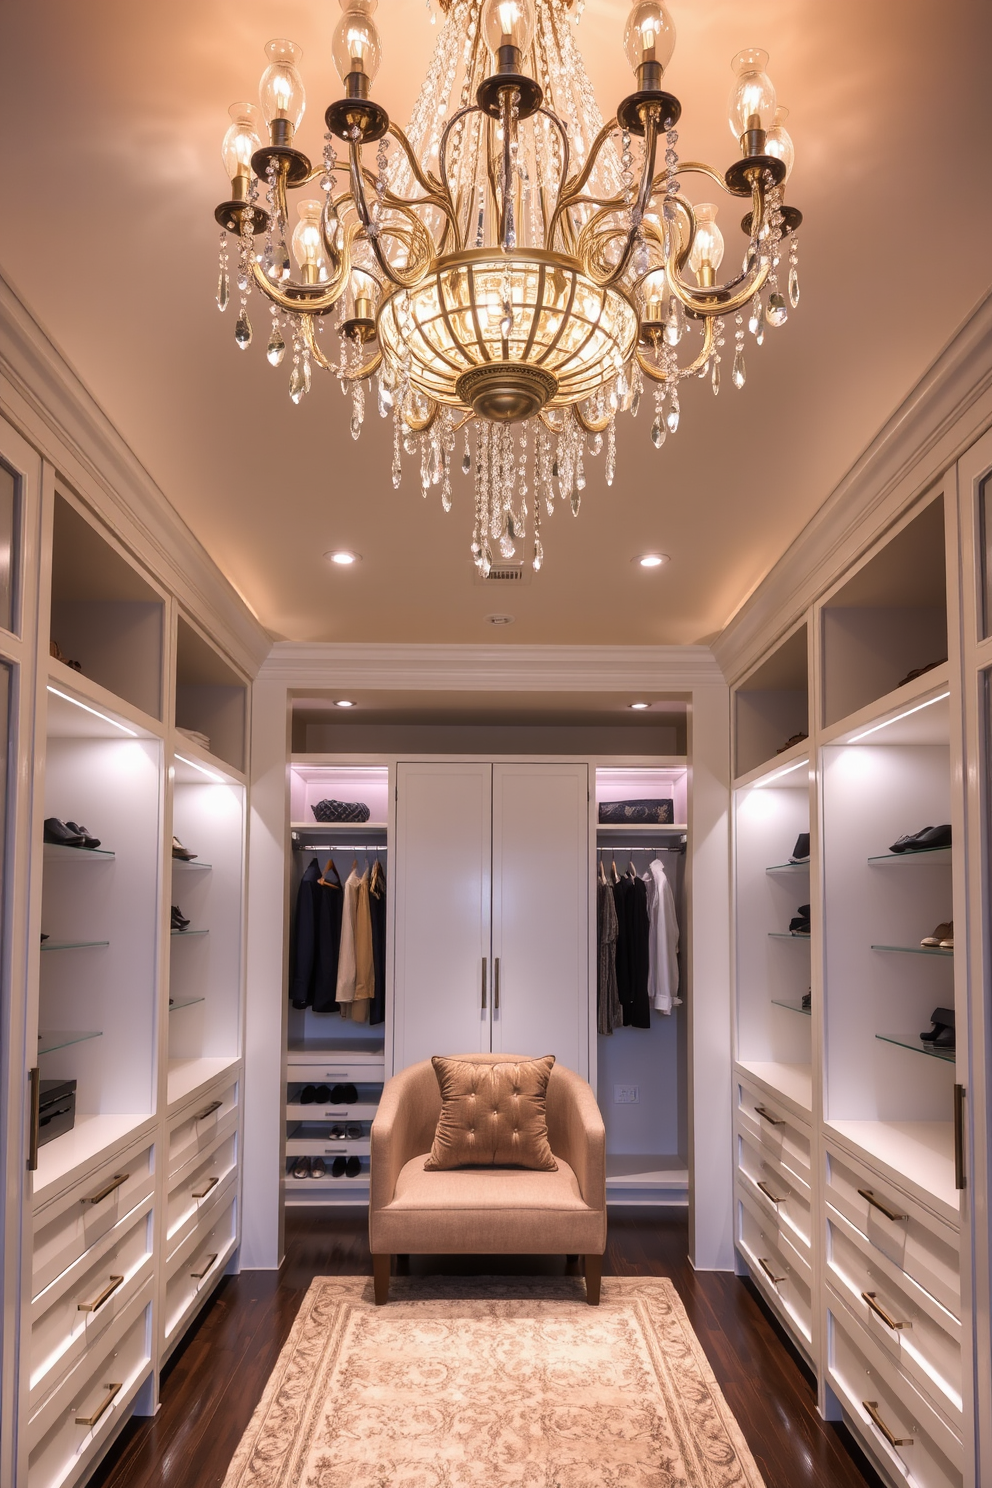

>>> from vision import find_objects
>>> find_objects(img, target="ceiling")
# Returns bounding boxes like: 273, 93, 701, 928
2, 0, 990, 647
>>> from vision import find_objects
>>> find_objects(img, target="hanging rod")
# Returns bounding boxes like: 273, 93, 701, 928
294, 841, 389, 852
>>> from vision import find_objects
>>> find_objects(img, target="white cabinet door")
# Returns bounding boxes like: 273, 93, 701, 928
392, 762, 492, 1070
491, 763, 590, 1075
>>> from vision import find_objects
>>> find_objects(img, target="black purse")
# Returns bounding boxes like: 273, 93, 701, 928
598, 798, 674, 825
312, 799, 371, 823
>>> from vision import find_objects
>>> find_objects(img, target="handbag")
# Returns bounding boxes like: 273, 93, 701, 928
598, 798, 674, 824
312, 799, 371, 823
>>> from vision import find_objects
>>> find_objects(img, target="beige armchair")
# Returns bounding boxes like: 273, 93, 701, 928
369, 1053, 607, 1304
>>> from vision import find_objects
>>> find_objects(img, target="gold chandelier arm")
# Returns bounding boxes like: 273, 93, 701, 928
538, 407, 568, 434
438, 104, 484, 248
347, 143, 436, 288
549, 119, 615, 249
664, 180, 770, 315
635, 316, 716, 384
402, 395, 440, 433
301, 315, 383, 380
248, 212, 359, 315
386, 123, 459, 240
573, 401, 611, 434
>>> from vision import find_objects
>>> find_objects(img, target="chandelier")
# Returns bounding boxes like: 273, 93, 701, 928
213, 0, 801, 572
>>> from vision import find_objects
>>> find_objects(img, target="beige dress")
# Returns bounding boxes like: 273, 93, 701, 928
335, 868, 362, 1006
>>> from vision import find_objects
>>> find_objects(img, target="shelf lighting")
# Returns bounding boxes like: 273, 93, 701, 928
752, 756, 807, 788
47, 687, 138, 738
849, 691, 950, 743
175, 753, 226, 783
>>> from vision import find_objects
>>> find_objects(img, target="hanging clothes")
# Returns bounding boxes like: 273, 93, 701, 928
644, 857, 681, 1015
597, 875, 621, 1035
369, 861, 387, 1026
311, 859, 344, 1013
613, 871, 651, 1029
290, 858, 322, 1009
335, 867, 363, 1007
349, 868, 374, 1023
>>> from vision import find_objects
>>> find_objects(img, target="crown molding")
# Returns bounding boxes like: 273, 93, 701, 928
0, 273, 271, 677
713, 288, 992, 685
258, 641, 725, 692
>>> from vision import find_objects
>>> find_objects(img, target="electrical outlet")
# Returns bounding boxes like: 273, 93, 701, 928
614, 1084, 639, 1104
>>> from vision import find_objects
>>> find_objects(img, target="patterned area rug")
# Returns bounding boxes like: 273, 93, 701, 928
221, 1276, 766, 1488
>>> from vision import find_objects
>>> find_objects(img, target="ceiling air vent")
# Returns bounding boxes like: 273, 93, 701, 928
473, 562, 532, 588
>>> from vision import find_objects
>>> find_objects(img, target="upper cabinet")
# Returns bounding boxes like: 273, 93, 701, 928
175, 615, 247, 774
734, 623, 808, 780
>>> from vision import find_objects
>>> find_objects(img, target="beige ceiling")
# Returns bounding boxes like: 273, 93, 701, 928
2, 0, 990, 646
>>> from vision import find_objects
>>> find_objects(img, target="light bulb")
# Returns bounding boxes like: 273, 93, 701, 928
623, 1, 676, 76
259, 39, 306, 133
332, 0, 382, 86
688, 203, 724, 280
765, 106, 795, 180
221, 102, 263, 180
483, 0, 536, 60
728, 47, 776, 142
291, 200, 327, 281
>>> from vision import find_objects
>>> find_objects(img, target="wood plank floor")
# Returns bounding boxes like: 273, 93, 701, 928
88, 1207, 883, 1488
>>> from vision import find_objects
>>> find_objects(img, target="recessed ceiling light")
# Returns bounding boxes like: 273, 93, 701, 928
629, 702, 650, 710
485, 614, 515, 626
334, 699, 357, 708
325, 549, 361, 566
633, 553, 669, 569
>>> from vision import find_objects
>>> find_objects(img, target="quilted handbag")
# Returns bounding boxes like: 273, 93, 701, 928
312, 799, 371, 823
598, 798, 674, 824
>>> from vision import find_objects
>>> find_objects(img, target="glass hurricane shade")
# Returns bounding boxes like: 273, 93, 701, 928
332, 9, 382, 83
482, 0, 536, 57
259, 39, 306, 129
623, 1, 676, 74
221, 102, 263, 179
291, 200, 327, 277
764, 106, 795, 179
687, 204, 724, 276
727, 47, 776, 139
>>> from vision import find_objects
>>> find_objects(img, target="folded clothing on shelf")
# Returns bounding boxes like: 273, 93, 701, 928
38, 1078, 77, 1147
789, 832, 810, 863
312, 799, 371, 823
921, 1007, 955, 1050
597, 799, 674, 825
178, 727, 211, 752
789, 904, 811, 936
889, 824, 952, 854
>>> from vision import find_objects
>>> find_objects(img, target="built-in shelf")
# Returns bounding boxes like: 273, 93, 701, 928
284, 1172, 369, 1190
43, 843, 115, 862
169, 995, 206, 1012
287, 1037, 385, 1057
826, 1118, 958, 1216
771, 998, 811, 1017
37, 1029, 103, 1055
31, 1112, 154, 1204
871, 943, 953, 958
291, 821, 388, 832
875, 1032, 955, 1063
596, 823, 687, 836
868, 847, 952, 866
166, 1055, 241, 1111
736, 1059, 813, 1114
171, 927, 208, 937
172, 858, 212, 872
768, 932, 811, 941
765, 862, 810, 874
40, 938, 109, 952
604, 1155, 688, 1190
286, 1106, 381, 1124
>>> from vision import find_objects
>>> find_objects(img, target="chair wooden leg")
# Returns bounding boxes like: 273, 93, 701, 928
373, 1253, 391, 1305
584, 1254, 602, 1306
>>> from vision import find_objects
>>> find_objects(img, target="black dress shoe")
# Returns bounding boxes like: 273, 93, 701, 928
329, 1124, 345, 1139
314, 1084, 331, 1103
43, 818, 85, 847
292, 1156, 311, 1179
299, 1085, 316, 1104
309, 1156, 327, 1178
921, 1007, 955, 1043
889, 827, 932, 853
329, 1083, 359, 1104
346, 1123, 362, 1140
913, 824, 952, 851
345, 1156, 361, 1178
789, 833, 810, 863
789, 904, 811, 935
897, 658, 945, 688
65, 821, 101, 849
171, 905, 190, 929
331, 1156, 347, 1177
801, 989, 811, 1010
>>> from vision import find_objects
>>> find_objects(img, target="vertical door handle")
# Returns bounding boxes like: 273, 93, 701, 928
27, 1066, 40, 1172
481, 957, 487, 1010
494, 957, 500, 1011
954, 1083, 966, 1190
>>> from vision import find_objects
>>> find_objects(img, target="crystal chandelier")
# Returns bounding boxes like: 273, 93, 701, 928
214, 0, 801, 572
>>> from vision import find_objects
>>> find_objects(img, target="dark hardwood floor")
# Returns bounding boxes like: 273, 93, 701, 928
89, 1207, 883, 1488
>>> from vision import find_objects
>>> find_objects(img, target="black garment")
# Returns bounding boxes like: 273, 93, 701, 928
369, 865, 387, 1026
290, 858, 343, 1010
312, 868, 343, 1012
613, 874, 651, 1028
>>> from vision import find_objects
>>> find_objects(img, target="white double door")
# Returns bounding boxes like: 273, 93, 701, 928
391, 761, 590, 1075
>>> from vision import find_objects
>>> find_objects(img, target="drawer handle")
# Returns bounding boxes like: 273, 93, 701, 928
861, 1291, 909, 1331
754, 1104, 785, 1127
28, 1066, 40, 1172
858, 1188, 907, 1224
757, 1179, 786, 1205
75, 1382, 122, 1428
77, 1275, 125, 1314
758, 1256, 785, 1285
196, 1100, 223, 1121
954, 1083, 966, 1191
862, 1399, 913, 1448
191, 1252, 219, 1280
192, 1176, 219, 1199
82, 1173, 129, 1206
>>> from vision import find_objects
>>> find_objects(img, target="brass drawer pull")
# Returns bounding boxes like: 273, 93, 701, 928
861, 1291, 909, 1331
758, 1256, 785, 1285
757, 1179, 785, 1204
197, 1099, 223, 1121
862, 1399, 913, 1448
191, 1252, 219, 1280
75, 1382, 122, 1428
77, 1275, 124, 1314
754, 1104, 785, 1126
858, 1188, 907, 1224
192, 1175, 219, 1199
82, 1173, 129, 1206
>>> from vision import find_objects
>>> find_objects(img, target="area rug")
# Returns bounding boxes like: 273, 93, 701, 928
221, 1275, 765, 1488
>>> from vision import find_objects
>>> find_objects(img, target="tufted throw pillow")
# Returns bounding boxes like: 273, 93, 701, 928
424, 1056, 558, 1171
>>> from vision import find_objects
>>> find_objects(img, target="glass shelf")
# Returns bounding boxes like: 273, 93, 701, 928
37, 1029, 102, 1055
768, 932, 811, 941
771, 998, 811, 1017
171, 928, 208, 937
169, 995, 206, 1011
871, 943, 953, 958
172, 858, 212, 871
43, 843, 115, 862
41, 939, 109, 952
876, 1033, 955, 1064
868, 848, 952, 866
766, 862, 810, 874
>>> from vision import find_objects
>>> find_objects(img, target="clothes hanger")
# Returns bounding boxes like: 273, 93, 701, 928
598, 855, 608, 885
610, 855, 619, 884
318, 856, 342, 889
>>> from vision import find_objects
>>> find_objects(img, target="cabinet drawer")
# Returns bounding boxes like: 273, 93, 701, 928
164, 1195, 237, 1342
287, 1060, 384, 1085
827, 1292, 962, 1488
736, 1187, 811, 1345
168, 1078, 239, 1179
826, 1203, 961, 1423
166, 1134, 238, 1254
735, 1078, 810, 1183
736, 1126, 811, 1254
29, 1195, 154, 1413
824, 1145, 960, 1316
27, 1280, 152, 1488
33, 1142, 155, 1297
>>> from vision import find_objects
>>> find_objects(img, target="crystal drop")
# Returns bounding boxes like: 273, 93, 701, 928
481, 542, 493, 578
267, 242, 291, 283
499, 313, 513, 341
590, 432, 603, 456
377, 379, 393, 417
302, 358, 312, 394
429, 445, 442, 485
266, 324, 285, 367
237, 273, 248, 293
766, 292, 788, 328
631, 386, 641, 418
711, 360, 721, 396
552, 458, 559, 479
576, 470, 586, 491
533, 538, 544, 572
461, 448, 472, 475
665, 404, 680, 434
651, 418, 666, 450
289, 364, 306, 403
403, 432, 417, 455
570, 488, 581, 516
732, 346, 746, 389
788, 266, 800, 308
749, 297, 765, 339
235, 312, 252, 350
216, 270, 229, 312
351, 412, 361, 439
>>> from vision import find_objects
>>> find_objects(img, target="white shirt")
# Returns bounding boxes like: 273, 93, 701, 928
644, 858, 681, 1014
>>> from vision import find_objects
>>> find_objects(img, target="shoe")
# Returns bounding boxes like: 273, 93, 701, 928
299, 1085, 316, 1104
897, 659, 945, 688
41, 933, 49, 942
789, 904, 811, 935
930, 1025, 956, 1050
43, 818, 85, 848
921, 1007, 955, 1044
50, 639, 83, 672
346, 1123, 362, 1140
345, 1156, 361, 1178
921, 921, 953, 948
172, 835, 197, 860
171, 905, 190, 931
329, 1124, 345, 1139
330, 1083, 358, 1104
292, 1157, 311, 1179
801, 988, 811, 1010
889, 825, 951, 854
789, 833, 810, 864
331, 1156, 347, 1177
776, 731, 808, 755
314, 1084, 331, 1103
65, 821, 101, 850
309, 1157, 327, 1178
